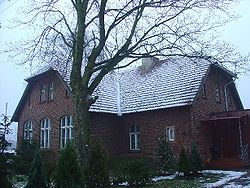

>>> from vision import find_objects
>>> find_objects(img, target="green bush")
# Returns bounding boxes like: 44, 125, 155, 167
110, 157, 153, 186
14, 139, 38, 175
109, 157, 127, 185
26, 150, 47, 188
155, 136, 176, 174
124, 157, 152, 186
41, 149, 59, 186
55, 142, 83, 188
189, 143, 203, 175
177, 147, 190, 176
83, 140, 110, 188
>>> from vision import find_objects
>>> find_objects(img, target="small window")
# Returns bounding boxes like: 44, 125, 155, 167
60, 115, 73, 148
129, 125, 141, 150
215, 83, 221, 102
201, 84, 207, 99
40, 118, 51, 148
24, 121, 32, 142
48, 82, 54, 101
28, 97, 31, 107
166, 126, 175, 142
65, 89, 70, 97
40, 84, 46, 102
228, 94, 233, 106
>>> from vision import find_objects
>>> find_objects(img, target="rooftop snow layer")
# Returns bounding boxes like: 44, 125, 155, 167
89, 57, 210, 114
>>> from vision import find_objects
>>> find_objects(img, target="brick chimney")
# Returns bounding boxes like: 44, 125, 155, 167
141, 57, 159, 72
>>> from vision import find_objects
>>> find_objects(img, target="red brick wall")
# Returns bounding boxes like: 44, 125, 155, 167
17, 72, 120, 155
116, 106, 191, 158
18, 71, 74, 150
190, 67, 240, 160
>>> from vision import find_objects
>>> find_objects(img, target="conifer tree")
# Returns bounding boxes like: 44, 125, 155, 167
155, 136, 176, 174
26, 150, 47, 188
189, 143, 203, 175
55, 142, 83, 188
177, 147, 190, 176
84, 140, 110, 188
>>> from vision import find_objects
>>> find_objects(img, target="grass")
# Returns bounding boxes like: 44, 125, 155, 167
113, 172, 225, 188
113, 179, 200, 188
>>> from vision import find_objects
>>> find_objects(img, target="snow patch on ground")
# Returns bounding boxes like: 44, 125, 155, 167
202, 170, 247, 188
152, 174, 177, 182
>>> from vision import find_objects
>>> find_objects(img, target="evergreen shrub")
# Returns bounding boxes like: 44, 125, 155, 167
14, 139, 38, 175
83, 140, 110, 188
41, 149, 59, 186
25, 150, 47, 188
189, 143, 203, 175
55, 142, 83, 188
110, 157, 153, 186
177, 147, 190, 176
155, 136, 176, 174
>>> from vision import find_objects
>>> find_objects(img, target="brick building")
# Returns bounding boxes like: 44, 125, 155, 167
12, 57, 250, 168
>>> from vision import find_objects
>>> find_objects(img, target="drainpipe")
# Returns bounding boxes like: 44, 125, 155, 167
224, 78, 236, 111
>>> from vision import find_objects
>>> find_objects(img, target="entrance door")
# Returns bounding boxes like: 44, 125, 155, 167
222, 124, 239, 158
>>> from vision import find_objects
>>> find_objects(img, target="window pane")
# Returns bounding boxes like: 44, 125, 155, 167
67, 116, 71, 126
130, 134, 135, 150
136, 134, 141, 150
41, 130, 44, 148
61, 117, 65, 127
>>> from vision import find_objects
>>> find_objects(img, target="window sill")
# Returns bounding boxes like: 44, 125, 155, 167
129, 149, 141, 153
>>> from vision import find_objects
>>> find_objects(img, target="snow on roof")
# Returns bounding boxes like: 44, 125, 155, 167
24, 57, 211, 115
89, 57, 210, 114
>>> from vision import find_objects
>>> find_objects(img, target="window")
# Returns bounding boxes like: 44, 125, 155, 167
28, 97, 31, 107
215, 83, 221, 102
40, 118, 51, 148
60, 115, 73, 148
24, 121, 32, 142
48, 82, 54, 101
201, 84, 207, 99
129, 125, 140, 150
40, 84, 46, 102
166, 126, 175, 142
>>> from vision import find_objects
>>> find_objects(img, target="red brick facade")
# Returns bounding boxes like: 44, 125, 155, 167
15, 66, 243, 162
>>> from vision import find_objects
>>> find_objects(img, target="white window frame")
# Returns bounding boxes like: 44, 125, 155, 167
40, 84, 46, 102
166, 126, 175, 142
48, 82, 54, 101
24, 121, 33, 142
40, 118, 51, 148
60, 115, 73, 149
129, 125, 141, 150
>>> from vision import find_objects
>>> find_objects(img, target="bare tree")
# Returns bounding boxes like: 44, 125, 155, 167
11, 0, 249, 164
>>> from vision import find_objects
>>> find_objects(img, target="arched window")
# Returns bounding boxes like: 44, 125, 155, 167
40, 118, 51, 148
60, 115, 73, 148
24, 121, 32, 142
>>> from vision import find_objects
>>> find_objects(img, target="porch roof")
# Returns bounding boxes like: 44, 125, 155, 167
201, 109, 250, 122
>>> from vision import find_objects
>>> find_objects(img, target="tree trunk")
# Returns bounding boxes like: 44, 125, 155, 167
72, 92, 91, 167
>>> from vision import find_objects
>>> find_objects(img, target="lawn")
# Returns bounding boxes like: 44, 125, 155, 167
11, 170, 247, 188
114, 179, 200, 188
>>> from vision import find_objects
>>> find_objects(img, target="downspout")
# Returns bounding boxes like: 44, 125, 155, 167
116, 75, 122, 117
224, 78, 236, 111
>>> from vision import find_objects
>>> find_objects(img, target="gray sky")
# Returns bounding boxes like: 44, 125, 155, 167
0, 0, 250, 138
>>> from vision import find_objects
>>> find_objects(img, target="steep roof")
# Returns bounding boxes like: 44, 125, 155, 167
12, 57, 241, 121
116, 57, 210, 113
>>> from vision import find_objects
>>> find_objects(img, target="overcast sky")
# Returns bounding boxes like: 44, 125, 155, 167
0, 0, 250, 139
